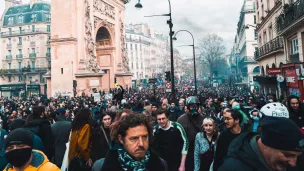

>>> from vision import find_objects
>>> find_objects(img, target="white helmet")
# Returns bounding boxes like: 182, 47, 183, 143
260, 102, 289, 118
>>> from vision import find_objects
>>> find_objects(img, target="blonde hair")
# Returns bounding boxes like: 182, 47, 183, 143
202, 117, 215, 126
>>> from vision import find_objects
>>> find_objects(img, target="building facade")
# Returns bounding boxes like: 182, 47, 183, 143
231, 0, 259, 90
46, 0, 132, 98
125, 23, 170, 80
0, 0, 51, 97
276, 0, 304, 101
253, 0, 285, 97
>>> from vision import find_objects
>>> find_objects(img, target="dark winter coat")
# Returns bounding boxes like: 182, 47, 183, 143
288, 107, 304, 130
25, 118, 54, 160
177, 113, 204, 171
92, 148, 168, 171
90, 125, 111, 162
218, 132, 299, 171
51, 118, 71, 167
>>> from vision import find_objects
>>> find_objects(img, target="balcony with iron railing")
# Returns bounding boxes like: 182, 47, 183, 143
276, 0, 304, 33
0, 28, 50, 37
6, 55, 12, 60
0, 67, 49, 76
16, 54, 23, 59
29, 53, 36, 58
255, 37, 284, 60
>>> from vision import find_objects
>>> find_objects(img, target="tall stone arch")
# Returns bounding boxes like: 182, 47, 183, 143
47, 0, 131, 97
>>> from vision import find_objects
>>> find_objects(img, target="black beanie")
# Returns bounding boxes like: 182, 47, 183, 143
5, 128, 33, 149
260, 117, 304, 152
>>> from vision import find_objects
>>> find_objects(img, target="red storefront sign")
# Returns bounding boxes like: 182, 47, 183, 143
285, 70, 298, 88
267, 68, 281, 75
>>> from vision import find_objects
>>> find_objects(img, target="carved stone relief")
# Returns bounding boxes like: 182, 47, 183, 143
84, 0, 101, 73
120, 18, 130, 73
93, 0, 115, 20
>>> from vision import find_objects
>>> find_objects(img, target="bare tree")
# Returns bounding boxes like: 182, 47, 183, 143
197, 34, 227, 78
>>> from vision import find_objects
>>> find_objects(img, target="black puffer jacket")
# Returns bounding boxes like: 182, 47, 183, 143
25, 118, 54, 160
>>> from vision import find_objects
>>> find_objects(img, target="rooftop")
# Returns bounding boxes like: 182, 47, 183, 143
2, 2, 51, 27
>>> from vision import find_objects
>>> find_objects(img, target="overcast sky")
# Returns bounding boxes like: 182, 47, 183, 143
0, 0, 244, 57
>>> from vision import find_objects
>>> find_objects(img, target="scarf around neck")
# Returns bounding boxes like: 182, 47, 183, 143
117, 147, 150, 171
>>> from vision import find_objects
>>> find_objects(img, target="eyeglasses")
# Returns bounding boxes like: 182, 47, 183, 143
223, 117, 233, 121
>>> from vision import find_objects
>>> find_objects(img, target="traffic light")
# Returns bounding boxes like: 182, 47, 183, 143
73, 80, 77, 88
165, 71, 171, 81
114, 77, 117, 84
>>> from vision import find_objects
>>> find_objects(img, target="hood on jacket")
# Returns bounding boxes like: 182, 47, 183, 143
226, 132, 267, 170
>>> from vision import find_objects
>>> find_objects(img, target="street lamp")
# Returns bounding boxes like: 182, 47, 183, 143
135, 0, 176, 101
173, 30, 197, 96
245, 24, 257, 29
135, 0, 143, 9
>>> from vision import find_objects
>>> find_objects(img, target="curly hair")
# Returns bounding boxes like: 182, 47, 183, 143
110, 112, 152, 144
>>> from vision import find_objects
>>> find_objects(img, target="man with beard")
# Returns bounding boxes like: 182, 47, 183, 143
91, 112, 112, 162
92, 113, 168, 171
153, 109, 188, 171
219, 117, 304, 171
3, 128, 59, 171
213, 109, 244, 171
287, 96, 304, 132
177, 96, 204, 171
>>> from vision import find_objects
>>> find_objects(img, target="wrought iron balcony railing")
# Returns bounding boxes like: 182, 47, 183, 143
255, 37, 283, 60
16, 54, 23, 59
6, 55, 12, 60
29, 53, 36, 58
0, 28, 50, 37
276, 0, 304, 33
0, 68, 49, 76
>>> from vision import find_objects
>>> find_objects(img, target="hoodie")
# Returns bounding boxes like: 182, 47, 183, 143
218, 132, 298, 171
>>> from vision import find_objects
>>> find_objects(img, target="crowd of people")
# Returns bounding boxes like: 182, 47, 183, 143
0, 82, 303, 171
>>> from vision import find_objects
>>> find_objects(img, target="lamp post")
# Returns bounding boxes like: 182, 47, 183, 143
135, 0, 176, 101
173, 30, 197, 96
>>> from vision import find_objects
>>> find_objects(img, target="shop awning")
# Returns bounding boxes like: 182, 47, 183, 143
253, 76, 277, 85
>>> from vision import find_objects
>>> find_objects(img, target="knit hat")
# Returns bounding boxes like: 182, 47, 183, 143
260, 117, 304, 152
5, 128, 33, 149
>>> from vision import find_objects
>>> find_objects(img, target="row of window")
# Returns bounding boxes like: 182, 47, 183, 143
7, 61, 36, 70
7, 47, 50, 55
126, 43, 143, 51
7, 25, 51, 34
130, 63, 144, 69
7, 13, 51, 25
7, 75, 45, 83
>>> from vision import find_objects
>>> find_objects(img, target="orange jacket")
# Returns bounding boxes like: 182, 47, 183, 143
68, 124, 91, 163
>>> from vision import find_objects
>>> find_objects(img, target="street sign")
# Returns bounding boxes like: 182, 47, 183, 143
165, 82, 172, 93
94, 93, 101, 102
277, 75, 285, 82
149, 78, 157, 84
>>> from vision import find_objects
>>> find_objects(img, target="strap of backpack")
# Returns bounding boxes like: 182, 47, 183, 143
100, 126, 110, 147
